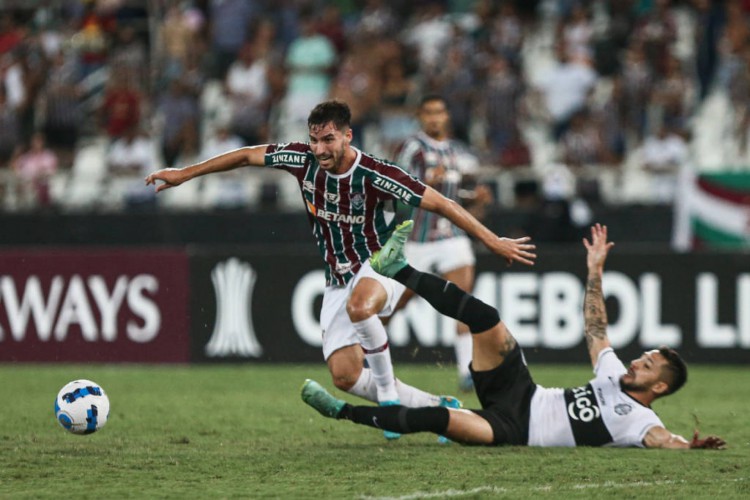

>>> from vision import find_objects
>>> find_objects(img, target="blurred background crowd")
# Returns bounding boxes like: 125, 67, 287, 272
0, 0, 748, 226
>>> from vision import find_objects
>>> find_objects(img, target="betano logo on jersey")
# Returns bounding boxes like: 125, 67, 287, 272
305, 199, 365, 224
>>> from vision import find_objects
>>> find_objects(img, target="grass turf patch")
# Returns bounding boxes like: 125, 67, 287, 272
0, 363, 747, 499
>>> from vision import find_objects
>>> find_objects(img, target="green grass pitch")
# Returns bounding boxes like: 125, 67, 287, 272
1, 363, 748, 499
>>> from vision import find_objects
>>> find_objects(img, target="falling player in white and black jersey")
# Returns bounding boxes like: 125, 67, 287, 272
392, 95, 493, 393
146, 100, 536, 440
302, 222, 726, 449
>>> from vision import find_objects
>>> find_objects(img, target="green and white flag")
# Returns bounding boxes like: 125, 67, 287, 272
673, 169, 750, 250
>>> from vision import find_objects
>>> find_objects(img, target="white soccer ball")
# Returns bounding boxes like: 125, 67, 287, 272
54, 380, 110, 435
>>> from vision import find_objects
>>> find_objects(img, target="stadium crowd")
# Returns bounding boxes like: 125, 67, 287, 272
0, 0, 748, 216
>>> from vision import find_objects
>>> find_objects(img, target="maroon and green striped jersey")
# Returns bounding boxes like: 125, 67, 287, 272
394, 131, 480, 243
265, 143, 427, 286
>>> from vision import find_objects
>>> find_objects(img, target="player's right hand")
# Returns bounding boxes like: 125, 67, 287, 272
690, 431, 726, 449
145, 168, 186, 192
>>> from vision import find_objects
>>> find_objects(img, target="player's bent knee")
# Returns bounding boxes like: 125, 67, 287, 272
345, 300, 380, 322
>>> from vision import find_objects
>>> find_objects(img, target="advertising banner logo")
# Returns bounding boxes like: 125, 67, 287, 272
0, 249, 189, 362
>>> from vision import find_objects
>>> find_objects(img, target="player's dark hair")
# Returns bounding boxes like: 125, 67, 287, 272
419, 94, 447, 108
307, 100, 351, 130
657, 346, 688, 396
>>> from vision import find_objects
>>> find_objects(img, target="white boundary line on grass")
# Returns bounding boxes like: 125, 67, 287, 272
360, 477, 748, 500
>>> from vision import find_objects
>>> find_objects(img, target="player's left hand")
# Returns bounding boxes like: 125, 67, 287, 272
690, 431, 726, 449
492, 236, 536, 266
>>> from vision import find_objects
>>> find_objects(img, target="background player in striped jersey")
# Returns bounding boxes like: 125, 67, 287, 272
302, 222, 725, 449
393, 94, 493, 392
146, 100, 536, 439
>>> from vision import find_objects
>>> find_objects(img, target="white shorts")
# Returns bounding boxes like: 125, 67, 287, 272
405, 236, 476, 275
320, 261, 406, 360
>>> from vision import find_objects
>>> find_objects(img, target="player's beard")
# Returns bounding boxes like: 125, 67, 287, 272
619, 376, 648, 393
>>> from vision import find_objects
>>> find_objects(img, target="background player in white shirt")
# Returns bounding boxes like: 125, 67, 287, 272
302, 222, 725, 449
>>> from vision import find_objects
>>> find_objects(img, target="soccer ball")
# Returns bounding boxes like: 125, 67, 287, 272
54, 380, 110, 435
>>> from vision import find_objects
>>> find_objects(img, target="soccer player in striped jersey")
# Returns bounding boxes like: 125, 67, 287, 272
302, 222, 725, 449
393, 94, 493, 393
146, 100, 536, 439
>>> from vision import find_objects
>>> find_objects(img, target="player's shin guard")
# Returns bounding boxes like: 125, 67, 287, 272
353, 315, 399, 402
339, 404, 450, 436
394, 266, 500, 334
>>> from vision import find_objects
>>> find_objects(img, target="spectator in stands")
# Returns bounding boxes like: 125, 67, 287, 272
4, 45, 45, 145
0, 86, 19, 168
378, 58, 419, 157
356, 0, 399, 38
208, 0, 257, 79
693, 0, 723, 100
557, 2, 593, 61
279, 12, 336, 142
225, 41, 271, 145
427, 43, 475, 143
158, 4, 196, 78
620, 42, 653, 141
13, 132, 58, 209
590, 78, 627, 164
317, 3, 347, 56
109, 24, 148, 91
560, 110, 606, 168
650, 54, 693, 137
490, 2, 524, 64
74, 0, 116, 78
105, 125, 155, 209
533, 42, 597, 139
100, 68, 141, 139
498, 125, 532, 168
641, 124, 688, 202
0, 12, 24, 56
402, 2, 452, 74
157, 77, 200, 168
633, 0, 677, 76
328, 38, 382, 149
42, 49, 81, 168
482, 52, 524, 162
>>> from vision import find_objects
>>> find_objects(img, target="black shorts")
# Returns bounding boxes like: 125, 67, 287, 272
469, 344, 536, 445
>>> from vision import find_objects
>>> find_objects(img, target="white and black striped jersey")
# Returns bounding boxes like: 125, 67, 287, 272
527, 348, 664, 447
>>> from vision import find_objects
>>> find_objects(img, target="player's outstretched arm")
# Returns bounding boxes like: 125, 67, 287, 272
582, 224, 614, 366
145, 145, 268, 192
418, 186, 536, 266
643, 426, 726, 449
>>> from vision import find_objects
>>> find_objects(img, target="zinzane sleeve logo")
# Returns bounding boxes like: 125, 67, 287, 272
264, 143, 309, 169
563, 384, 613, 446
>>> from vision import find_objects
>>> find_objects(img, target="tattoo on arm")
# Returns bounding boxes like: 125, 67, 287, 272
499, 331, 517, 357
584, 275, 608, 349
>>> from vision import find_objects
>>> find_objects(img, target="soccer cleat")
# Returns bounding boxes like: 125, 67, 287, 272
437, 395, 462, 444
370, 220, 413, 277
379, 399, 402, 440
458, 374, 474, 393
301, 379, 345, 419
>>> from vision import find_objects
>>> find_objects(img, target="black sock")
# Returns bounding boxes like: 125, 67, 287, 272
393, 265, 500, 333
338, 404, 450, 435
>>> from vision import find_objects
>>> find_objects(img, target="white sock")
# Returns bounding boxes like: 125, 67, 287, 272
348, 368, 441, 407
353, 315, 399, 402
455, 331, 473, 378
